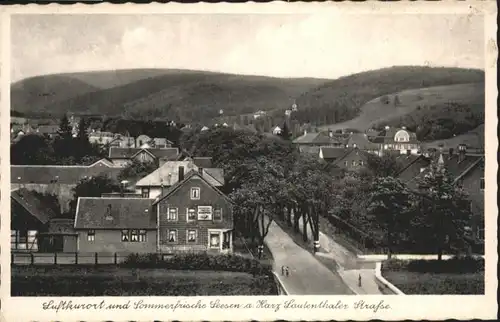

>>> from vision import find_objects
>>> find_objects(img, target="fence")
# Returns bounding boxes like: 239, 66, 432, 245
11, 252, 131, 265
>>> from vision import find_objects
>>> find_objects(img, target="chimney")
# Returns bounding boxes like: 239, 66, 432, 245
178, 166, 185, 182
199, 167, 204, 175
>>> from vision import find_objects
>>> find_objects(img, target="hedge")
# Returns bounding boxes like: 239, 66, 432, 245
383, 256, 484, 274
12, 274, 278, 296
121, 252, 273, 276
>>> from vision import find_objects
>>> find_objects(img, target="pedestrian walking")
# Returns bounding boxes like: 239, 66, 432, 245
285, 266, 290, 277
358, 274, 362, 287
281, 265, 285, 276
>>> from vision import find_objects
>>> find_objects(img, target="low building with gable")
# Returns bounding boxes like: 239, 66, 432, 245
11, 159, 124, 212
108, 147, 179, 167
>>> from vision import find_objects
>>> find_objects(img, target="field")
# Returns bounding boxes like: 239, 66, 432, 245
11, 265, 278, 296
381, 258, 484, 295
318, 82, 484, 133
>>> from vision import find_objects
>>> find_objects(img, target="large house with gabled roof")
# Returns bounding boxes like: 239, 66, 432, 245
72, 168, 233, 254
134, 157, 223, 199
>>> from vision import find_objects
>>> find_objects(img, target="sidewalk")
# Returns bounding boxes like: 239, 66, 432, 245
265, 221, 354, 295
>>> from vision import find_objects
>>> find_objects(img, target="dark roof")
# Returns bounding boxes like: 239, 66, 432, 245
11, 162, 123, 184
371, 127, 419, 144
109, 147, 142, 158
101, 193, 143, 198
109, 147, 179, 160
293, 132, 346, 145
74, 197, 156, 229
334, 148, 372, 165
320, 147, 350, 160
153, 170, 232, 206
346, 133, 379, 150
193, 157, 213, 168
11, 188, 56, 224
398, 152, 484, 189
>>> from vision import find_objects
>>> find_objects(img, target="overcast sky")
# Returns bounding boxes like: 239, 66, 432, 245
11, 13, 484, 82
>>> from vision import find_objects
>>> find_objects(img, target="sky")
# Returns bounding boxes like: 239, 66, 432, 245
11, 13, 484, 82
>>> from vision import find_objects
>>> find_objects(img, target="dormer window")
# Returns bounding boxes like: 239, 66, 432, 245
190, 187, 200, 200
141, 188, 150, 198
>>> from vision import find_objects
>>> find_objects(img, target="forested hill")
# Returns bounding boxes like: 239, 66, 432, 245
11, 66, 484, 129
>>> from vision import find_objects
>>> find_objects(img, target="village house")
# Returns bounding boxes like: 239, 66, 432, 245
397, 144, 484, 241
136, 134, 152, 148
272, 126, 282, 135
332, 148, 372, 171
88, 131, 116, 146
74, 197, 158, 253
72, 168, 233, 255
108, 147, 179, 167
134, 157, 223, 199
153, 169, 234, 254
370, 126, 421, 155
109, 135, 136, 148
253, 110, 267, 119
293, 130, 349, 154
11, 159, 124, 212
11, 188, 55, 252
344, 133, 379, 154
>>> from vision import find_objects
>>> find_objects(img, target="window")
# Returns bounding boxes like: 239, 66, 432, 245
187, 229, 197, 243
359, 161, 364, 166
198, 206, 213, 220
121, 230, 130, 242
210, 232, 221, 248
344, 161, 348, 167
141, 188, 150, 198
87, 230, 95, 242
187, 208, 196, 221
130, 229, 139, 242
139, 230, 147, 242
168, 229, 177, 243
190, 187, 200, 200
167, 208, 178, 221
352, 161, 357, 167
480, 178, 484, 191
213, 209, 222, 221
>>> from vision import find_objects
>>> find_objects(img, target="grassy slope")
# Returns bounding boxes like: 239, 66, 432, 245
318, 82, 484, 132
12, 70, 327, 122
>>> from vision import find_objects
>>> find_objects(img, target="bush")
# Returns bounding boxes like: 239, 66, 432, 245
12, 274, 278, 296
383, 256, 484, 274
121, 252, 273, 276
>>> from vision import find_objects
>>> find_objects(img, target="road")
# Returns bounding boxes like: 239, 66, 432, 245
288, 213, 384, 295
265, 221, 354, 295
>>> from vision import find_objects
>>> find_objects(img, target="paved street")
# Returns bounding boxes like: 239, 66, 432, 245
292, 215, 384, 295
265, 221, 354, 295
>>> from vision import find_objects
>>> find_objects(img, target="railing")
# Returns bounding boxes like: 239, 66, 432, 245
11, 252, 130, 265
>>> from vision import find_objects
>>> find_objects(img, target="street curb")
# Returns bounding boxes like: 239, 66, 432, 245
272, 271, 290, 295
375, 262, 405, 295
